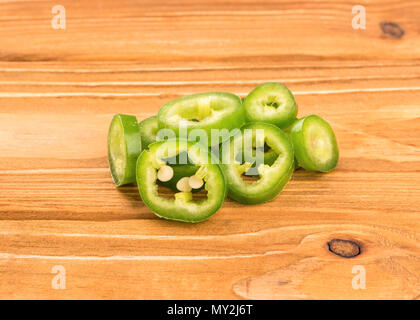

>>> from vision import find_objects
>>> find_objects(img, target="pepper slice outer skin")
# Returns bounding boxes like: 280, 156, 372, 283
220, 122, 295, 204
243, 82, 298, 129
289, 114, 339, 172
157, 92, 245, 146
136, 139, 227, 223
138, 115, 158, 149
107, 114, 142, 187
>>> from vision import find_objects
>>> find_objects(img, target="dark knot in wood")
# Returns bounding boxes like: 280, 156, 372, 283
380, 22, 405, 39
327, 239, 361, 258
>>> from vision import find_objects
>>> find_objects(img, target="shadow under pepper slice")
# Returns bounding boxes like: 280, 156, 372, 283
243, 82, 298, 129
220, 122, 294, 204
289, 115, 339, 172
157, 92, 245, 146
136, 139, 227, 222
107, 114, 142, 186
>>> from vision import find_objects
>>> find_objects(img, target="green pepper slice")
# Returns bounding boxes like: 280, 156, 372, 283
138, 116, 158, 149
107, 114, 142, 186
136, 139, 227, 222
289, 115, 339, 172
220, 122, 294, 204
243, 82, 298, 129
158, 92, 245, 146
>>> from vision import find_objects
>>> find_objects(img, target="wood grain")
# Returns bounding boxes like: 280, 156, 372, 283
0, 0, 419, 299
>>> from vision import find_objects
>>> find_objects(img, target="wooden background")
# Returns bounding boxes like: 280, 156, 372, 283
0, 0, 419, 300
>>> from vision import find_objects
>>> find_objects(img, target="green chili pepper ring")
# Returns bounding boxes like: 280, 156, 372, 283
107, 114, 142, 186
221, 122, 294, 204
289, 115, 339, 172
243, 82, 298, 129
136, 139, 227, 222
158, 92, 245, 146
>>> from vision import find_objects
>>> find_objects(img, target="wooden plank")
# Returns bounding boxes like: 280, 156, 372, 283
0, 0, 419, 61
0, 224, 418, 299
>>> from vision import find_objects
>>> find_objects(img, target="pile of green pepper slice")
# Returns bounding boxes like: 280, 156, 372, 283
107, 82, 339, 223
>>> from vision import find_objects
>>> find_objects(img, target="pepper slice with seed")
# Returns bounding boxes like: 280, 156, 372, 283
107, 114, 142, 186
159, 162, 201, 193
289, 115, 339, 172
243, 82, 298, 129
220, 122, 294, 204
157, 92, 245, 146
136, 139, 227, 222
138, 115, 158, 149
